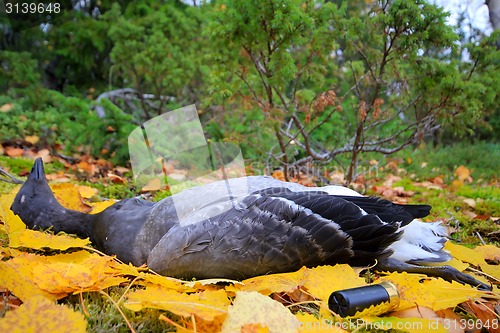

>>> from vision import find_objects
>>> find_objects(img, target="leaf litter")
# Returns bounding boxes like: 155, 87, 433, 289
0, 163, 499, 332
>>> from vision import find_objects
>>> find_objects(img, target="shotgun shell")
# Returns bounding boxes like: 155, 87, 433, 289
328, 282, 399, 317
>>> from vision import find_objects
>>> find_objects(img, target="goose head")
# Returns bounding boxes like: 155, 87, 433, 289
11, 158, 92, 237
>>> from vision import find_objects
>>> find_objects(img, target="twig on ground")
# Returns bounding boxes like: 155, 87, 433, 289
0, 166, 24, 184
476, 231, 487, 245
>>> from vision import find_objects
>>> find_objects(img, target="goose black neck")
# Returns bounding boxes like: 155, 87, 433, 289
46, 205, 95, 239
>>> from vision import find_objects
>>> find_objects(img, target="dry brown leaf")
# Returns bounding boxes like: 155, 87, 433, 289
36, 148, 52, 162
114, 166, 130, 174
107, 173, 127, 184
221, 291, 299, 333
461, 299, 500, 333
0, 103, 14, 112
141, 178, 162, 192
455, 166, 471, 182
0, 295, 86, 333
4, 146, 23, 157
463, 198, 476, 209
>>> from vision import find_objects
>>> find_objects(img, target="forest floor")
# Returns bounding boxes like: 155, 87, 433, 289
0, 142, 498, 333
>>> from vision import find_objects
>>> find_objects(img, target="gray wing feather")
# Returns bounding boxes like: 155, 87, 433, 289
147, 195, 353, 279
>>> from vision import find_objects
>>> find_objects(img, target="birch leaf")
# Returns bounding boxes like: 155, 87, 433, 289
381, 272, 488, 311
8, 229, 90, 250
232, 265, 364, 300
0, 296, 86, 333
444, 241, 487, 266
474, 245, 500, 261
125, 285, 230, 321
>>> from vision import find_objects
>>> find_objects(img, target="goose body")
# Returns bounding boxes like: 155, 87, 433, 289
11, 158, 489, 289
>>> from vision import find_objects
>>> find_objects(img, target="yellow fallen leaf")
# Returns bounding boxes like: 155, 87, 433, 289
138, 273, 192, 292
241, 323, 270, 333
232, 266, 309, 295
77, 185, 97, 199
221, 291, 299, 333
474, 245, 500, 262
0, 295, 86, 333
8, 229, 90, 250
302, 265, 365, 301
125, 286, 230, 321
41, 251, 128, 292
441, 258, 470, 272
87, 199, 117, 214
33, 262, 95, 293
481, 264, 500, 281
231, 265, 364, 300
0, 188, 26, 235
0, 256, 58, 302
25, 135, 40, 145
51, 183, 91, 212
381, 272, 487, 311
444, 241, 487, 267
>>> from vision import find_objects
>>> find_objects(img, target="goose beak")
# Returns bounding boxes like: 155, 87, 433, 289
29, 158, 46, 181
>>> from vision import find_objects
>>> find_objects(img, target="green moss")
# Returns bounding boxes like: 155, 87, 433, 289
65, 287, 176, 333
0, 156, 33, 175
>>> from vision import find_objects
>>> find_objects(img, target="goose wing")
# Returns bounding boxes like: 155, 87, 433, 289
147, 188, 406, 279
147, 192, 354, 279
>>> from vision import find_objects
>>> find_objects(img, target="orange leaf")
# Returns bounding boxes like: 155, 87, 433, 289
454, 165, 471, 181
0, 295, 86, 333
4, 146, 23, 157
271, 170, 285, 181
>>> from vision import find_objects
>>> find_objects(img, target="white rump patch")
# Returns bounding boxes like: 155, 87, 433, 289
388, 220, 449, 263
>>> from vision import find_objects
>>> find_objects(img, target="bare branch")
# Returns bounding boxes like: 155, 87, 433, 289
0, 166, 24, 184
